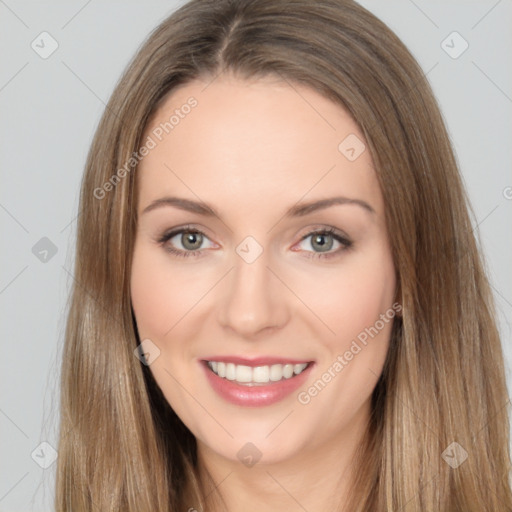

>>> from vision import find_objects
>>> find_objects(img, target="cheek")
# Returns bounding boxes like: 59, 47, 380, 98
130, 245, 202, 338
293, 251, 396, 422
337, 268, 396, 343
289, 247, 396, 350
131, 251, 170, 337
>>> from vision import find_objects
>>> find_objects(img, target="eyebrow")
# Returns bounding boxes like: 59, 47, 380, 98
141, 195, 375, 218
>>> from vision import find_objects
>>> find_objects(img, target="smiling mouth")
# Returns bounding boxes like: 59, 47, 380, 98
204, 360, 312, 386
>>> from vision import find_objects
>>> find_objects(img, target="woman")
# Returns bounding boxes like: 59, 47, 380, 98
56, 0, 512, 510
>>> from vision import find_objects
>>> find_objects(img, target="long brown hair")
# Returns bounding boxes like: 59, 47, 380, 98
56, 0, 512, 510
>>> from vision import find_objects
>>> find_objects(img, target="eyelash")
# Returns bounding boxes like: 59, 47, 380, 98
156, 225, 353, 260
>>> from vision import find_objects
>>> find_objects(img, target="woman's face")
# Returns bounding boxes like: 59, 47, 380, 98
131, 74, 397, 465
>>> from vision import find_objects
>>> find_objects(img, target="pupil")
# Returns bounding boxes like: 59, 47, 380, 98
183, 232, 202, 250
313, 234, 333, 252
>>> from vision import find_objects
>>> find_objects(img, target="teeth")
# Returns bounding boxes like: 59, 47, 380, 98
207, 361, 309, 385
226, 363, 236, 380
283, 364, 294, 379
236, 365, 252, 383
270, 364, 282, 381
253, 365, 269, 383
293, 363, 305, 375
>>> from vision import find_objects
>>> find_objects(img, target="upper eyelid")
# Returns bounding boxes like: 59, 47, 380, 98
158, 227, 214, 246
158, 225, 351, 248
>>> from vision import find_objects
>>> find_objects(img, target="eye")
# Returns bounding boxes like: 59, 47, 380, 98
295, 227, 352, 259
157, 226, 216, 258
157, 225, 352, 260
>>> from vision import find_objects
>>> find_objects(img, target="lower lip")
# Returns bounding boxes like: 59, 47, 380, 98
201, 361, 314, 407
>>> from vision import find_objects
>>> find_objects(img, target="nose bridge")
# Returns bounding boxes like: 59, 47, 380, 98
217, 238, 288, 336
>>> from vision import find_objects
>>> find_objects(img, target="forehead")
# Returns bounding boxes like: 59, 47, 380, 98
137, 74, 383, 217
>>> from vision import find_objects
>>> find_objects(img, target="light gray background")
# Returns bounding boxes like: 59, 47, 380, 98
1, 1, 511, 510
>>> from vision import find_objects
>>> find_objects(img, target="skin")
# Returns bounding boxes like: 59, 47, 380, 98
130, 73, 397, 511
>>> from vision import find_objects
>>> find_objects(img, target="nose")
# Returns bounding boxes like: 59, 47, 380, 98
216, 246, 290, 338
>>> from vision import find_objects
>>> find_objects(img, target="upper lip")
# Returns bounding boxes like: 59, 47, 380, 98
201, 356, 314, 367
